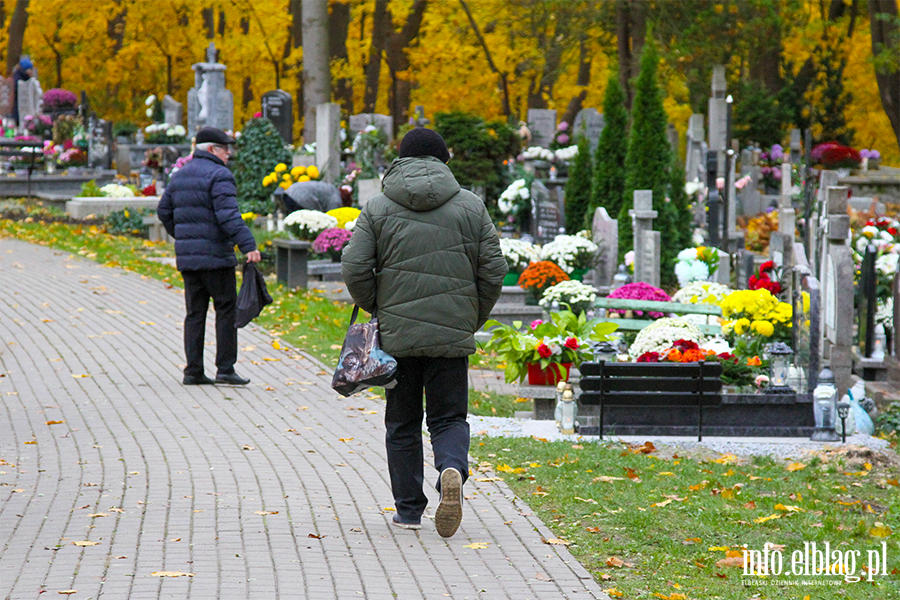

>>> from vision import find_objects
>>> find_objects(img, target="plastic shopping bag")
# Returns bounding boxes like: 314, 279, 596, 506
331, 306, 398, 397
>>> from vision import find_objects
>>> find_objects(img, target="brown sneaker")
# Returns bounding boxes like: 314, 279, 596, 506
435, 468, 463, 538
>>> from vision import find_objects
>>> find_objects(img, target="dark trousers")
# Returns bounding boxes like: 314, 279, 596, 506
182, 267, 238, 378
385, 356, 469, 521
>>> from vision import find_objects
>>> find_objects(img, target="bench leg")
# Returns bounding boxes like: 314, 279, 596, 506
599, 402, 603, 440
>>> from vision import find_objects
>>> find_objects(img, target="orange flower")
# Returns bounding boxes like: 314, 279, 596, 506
517, 261, 569, 294
681, 349, 706, 362
747, 356, 762, 366
665, 348, 683, 362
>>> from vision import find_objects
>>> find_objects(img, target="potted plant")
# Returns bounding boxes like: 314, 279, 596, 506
499, 237, 540, 286
517, 260, 569, 305
482, 309, 618, 384
312, 227, 353, 262
539, 280, 597, 316
113, 121, 139, 144
42, 88, 78, 121
539, 233, 598, 279
811, 141, 861, 176
283, 209, 338, 241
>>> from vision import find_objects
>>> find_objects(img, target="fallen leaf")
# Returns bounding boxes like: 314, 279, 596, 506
12, 488, 25, 493
774, 503, 804, 513
170, 538, 181, 542
57, 591, 77, 595
255, 511, 278, 516
543, 538, 571, 546
87, 513, 108, 518
151, 571, 193, 577
870, 523, 892, 538
109, 508, 125, 513
585, 527, 602, 533
330, 344, 343, 350
71, 374, 90, 378
307, 533, 324, 539
272, 341, 282, 350
473, 477, 503, 482
534, 572, 551, 581
496, 464, 527, 474
716, 555, 746, 568
45, 420, 65, 425
603, 588, 624, 598
753, 514, 784, 524
593, 476, 625, 483
24, 441, 37, 445
464, 542, 489, 549
72, 541, 99, 546
743, 501, 757, 509
651, 499, 674, 508
242, 445, 255, 451
339, 438, 354, 442
786, 462, 806, 472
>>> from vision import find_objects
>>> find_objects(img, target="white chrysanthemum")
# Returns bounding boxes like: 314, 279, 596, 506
345, 219, 357, 231
671, 281, 731, 304
861, 225, 880, 239
539, 280, 596, 311
499, 238, 540, 272
521, 146, 554, 161
146, 108, 153, 118
539, 234, 598, 274
283, 209, 338, 240
145, 95, 156, 106
876, 253, 900, 276
628, 317, 706, 360
876, 298, 893, 328
554, 145, 578, 161
99, 183, 135, 198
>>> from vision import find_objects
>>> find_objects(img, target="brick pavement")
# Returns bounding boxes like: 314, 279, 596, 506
0, 238, 608, 600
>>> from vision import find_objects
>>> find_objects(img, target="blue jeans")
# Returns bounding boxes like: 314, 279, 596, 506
384, 356, 469, 522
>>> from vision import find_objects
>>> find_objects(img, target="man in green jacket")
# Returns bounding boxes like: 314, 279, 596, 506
342, 128, 507, 537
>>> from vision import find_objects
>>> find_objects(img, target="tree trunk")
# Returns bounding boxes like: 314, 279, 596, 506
106, 2, 127, 56
289, 1, 303, 130
459, 0, 511, 117
384, 0, 427, 133
166, 54, 172, 95
527, 13, 569, 109
363, 0, 390, 113
629, 0, 645, 82
329, 0, 353, 114
202, 7, 215, 39
749, 7, 782, 93
302, 0, 330, 143
869, 0, 900, 148
616, 0, 632, 110
560, 35, 592, 126
5, 0, 29, 77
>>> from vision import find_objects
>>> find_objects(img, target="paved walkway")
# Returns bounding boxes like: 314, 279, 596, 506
0, 238, 607, 600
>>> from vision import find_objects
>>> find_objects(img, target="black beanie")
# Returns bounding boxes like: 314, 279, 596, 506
399, 128, 450, 163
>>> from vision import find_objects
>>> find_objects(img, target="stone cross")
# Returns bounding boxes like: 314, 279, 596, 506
573, 108, 604, 152
708, 66, 728, 154
631, 190, 660, 287
738, 148, 762, 217
527, 108, 557, 148
187, 42, 234, 135
413, 105, 430, 128
685, 114, 705, 183
821, 185, 853, 397
789, 129, 802, 165
591, 206, 618, 289
811, 170, 840, 280
315, 102, 341, 184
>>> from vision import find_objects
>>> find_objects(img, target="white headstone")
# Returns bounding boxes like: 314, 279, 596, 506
591, 207, 618, 287
187, 42, 234, 134
573, 108, 604, 152
349, 113, 393, 140
17, 78, 42, 123
162, 95, 183, 126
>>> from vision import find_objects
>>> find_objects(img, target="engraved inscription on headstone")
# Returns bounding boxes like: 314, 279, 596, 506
530, 180, 561, 245
261, 89, 294, 144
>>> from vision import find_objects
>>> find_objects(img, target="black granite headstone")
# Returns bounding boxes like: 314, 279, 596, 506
261, 89, 293, 144
530, 180, 561, 245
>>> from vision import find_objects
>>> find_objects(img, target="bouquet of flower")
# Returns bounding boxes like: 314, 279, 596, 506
262, 163, 321, 191
758, 144, 785, 190
719, 288, 795, 358
497, 179, 530, 215
636, 338, 716, 363
811, 142, 861, 170
520, 146, 554, 162
674, 246, 719, 287
748, 260, 782, 296
499, 238, 540, 273
283, 209, 338, 241
326, 207, 361, 229
144, 94, 164, 122
554, 145, 578, 162
860, 149, 881, 169
628, 317, 706, 360
241, 212, 257, 226
851, 218, 900, 302
144, 123, 186, 144
166, 154, 193, 177
352, 125, 388, 178
517, 261, 569, 299
24, 114, 53, 138
43, 88, 77, 111
99, 183, 136, 198
482, 309, 617, 383
539, 280, 596, 315
671, 281, 731, 305
313, 227, 353, 260
143, 147, 164, 168
58, 147, 87, 168
739, 209, 779, 253
549, 121, 569, 149
607, 282, 672, 318
539, 234, 598, 274
141, 183, 156, 196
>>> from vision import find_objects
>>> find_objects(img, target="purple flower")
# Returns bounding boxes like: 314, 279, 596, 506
312, 227, 353, 255
42, 88, 78, 110
770, 144, 784, 160
760, 152, 769, 162
861, 149, 881, 159
773, 168, 782, 180
557, 133, 569, 145
608, 282, 671, 318
557, 122, 568, 131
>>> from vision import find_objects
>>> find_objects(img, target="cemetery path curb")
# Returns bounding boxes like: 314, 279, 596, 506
0, 238, 609, 600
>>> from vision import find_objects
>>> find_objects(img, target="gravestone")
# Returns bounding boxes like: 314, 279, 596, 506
790, 129, 802, 164
349, 113, 393, 140
261, 89, 293, 144
357, 178, 382, 208
591, 206, 618, 288
17, 78, 43, 124
413, 105, 430, 128
820, 185, 854, 397
573, 108, 604, 152
667, 123, 680, 157
738, 149, 762, 216
530, 179, 561, 244
187, 42, 234, 135
685, 114, 705, 183
737, 249, 756, 290
0, 77, 13, 118
631, 190, 660, 287
162, 95, 183, 126
707, 65, 727, 154
527, 108, 557, 148
315, 102, 341, 184
87, 116, 112, 169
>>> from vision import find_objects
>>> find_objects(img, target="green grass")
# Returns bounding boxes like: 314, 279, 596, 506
470, 436, 900, 599
468, 389, 531, 418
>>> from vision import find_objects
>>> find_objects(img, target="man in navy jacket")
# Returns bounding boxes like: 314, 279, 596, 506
158, 127, 260, 385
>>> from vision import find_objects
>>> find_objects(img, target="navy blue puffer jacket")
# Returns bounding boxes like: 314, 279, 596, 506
158, 150, 257, 271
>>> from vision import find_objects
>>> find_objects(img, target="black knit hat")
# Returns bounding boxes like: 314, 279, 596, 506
399, 128, 450, 163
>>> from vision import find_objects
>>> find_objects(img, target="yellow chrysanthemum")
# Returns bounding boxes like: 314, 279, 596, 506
291, 166, 306, 177
734, 318, 751, 335
327, 207, 362, 229
751, 320, 775, 337
279, 181, 291, 189
306, 165, 319, 179
298, 175, 311, 182
274, 163, 287, 173
282, 174, 292, 182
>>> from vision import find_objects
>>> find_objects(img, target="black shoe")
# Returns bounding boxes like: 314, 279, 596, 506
183, 374, 214, 385
391, 515, 422, 530
435, 468, 463, 538
215, 372, 250, 385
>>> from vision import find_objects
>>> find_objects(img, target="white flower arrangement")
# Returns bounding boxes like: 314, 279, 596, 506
284, 209, 338, 241
876, 252, 900, 276
521, 146, 555, 162
876, 297, 893, 329
345, 218, 357, 231
144, 123, 186, 137
671, 281, 731, 305
674, 246, 719, 287
539, 234, 599, 274
554, 145, 579, 162
99, 183, 135, 198
539, 280, 597, 312
145, 95, 156, 106
499, 238, 540, 272
498, 179, 530, 215
628, 317, 706, 360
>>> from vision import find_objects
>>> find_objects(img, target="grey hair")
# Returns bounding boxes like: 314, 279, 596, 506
196, 142, 218, 152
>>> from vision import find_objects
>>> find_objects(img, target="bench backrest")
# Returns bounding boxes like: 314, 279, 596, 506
593, 297, 723, 336
579, 361, 723, 407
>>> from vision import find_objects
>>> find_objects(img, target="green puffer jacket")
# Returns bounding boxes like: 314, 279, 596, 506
341, 156, 507, 358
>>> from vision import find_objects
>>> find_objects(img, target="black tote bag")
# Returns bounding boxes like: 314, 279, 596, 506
331, 306, 398, 397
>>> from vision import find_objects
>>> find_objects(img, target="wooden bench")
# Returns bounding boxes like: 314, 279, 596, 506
579, 361, 723, 441
593, 297, 723, 336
